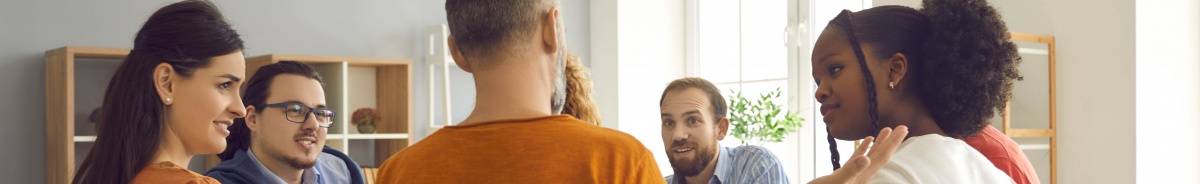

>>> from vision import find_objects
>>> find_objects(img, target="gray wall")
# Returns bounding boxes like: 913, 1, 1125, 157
0, 0, 589, 183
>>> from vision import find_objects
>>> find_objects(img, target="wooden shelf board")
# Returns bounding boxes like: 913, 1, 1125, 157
51, 46, 131, 59
327, 133, 410, 140
250, 54, 413, 66
1010, 32, 1055, 43
1006, 128, 1055, 138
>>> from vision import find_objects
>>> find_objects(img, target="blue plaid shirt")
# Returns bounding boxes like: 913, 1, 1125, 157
665, 145, 790, 184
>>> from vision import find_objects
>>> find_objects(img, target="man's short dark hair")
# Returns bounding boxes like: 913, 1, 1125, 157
660, 78, 728, 122
445, 0, 555, 68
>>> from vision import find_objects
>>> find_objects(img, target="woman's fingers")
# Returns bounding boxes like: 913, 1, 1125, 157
866, 127, 892, 158
868, 125, 908, 160
808, 155, 871, 184
851, 136, 874, 157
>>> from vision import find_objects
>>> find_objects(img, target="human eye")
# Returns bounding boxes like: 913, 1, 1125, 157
828, 65, 844, 75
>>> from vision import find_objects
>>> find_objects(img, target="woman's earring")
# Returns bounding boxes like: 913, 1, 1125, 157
889, 82, 895, 89
165, 97, 173, 105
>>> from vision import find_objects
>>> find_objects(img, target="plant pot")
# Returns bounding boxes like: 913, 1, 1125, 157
357, 123, 376, 134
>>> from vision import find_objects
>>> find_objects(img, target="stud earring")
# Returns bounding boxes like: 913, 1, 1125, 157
165, 97, 173, 104
889, 82, 895, 89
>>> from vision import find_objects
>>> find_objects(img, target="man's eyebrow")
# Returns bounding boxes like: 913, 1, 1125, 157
218, 74, 242, 82
682, 110, 702, 116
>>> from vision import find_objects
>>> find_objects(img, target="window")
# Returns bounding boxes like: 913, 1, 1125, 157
690, 0, 796, 182
687, 0, 871, 182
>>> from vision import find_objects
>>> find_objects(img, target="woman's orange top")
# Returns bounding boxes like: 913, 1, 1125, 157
130, 161, 221, 184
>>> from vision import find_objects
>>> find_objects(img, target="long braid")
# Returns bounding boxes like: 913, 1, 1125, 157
828, 9, 882, 171
827, 128, 840, 170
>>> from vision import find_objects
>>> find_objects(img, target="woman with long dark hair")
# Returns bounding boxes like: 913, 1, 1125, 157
811, 0, 1021, 182
72, 0, 247, 183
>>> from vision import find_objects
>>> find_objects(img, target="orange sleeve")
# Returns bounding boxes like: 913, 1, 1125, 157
635, 149, 667, 184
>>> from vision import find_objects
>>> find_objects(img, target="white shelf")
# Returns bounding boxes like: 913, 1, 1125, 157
1018, 47, 1049, 55
327, 133, 409, 140
74, 136, 96, 142
1019, 143, 1050, 150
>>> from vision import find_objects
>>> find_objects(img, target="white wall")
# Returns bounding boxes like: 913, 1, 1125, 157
0, 0, 589, 183
591, 0, 688, 175
872, 0, 1137, 183
1136, 0, 1200, 183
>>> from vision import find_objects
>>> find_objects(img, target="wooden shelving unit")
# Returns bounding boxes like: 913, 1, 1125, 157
44, 46, 130, 184
1003, 32, 1057, 184
45, 46, 413, 184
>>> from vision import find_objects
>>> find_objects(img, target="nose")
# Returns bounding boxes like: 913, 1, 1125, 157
300, 112, 320, 131
229, 95, 247, 118
815, 82, 831, 103
671, 125, 689, 142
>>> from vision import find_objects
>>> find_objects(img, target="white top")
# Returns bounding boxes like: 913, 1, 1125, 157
869, 134, 1015, 184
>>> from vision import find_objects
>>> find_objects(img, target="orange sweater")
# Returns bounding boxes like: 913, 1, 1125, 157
131, 162, 220, 184
376, 115, 665, 183
963, 126, 1042, 184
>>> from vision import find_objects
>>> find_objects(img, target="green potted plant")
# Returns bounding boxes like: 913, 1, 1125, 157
727, 87, 803, 146
352, 108, 379, 134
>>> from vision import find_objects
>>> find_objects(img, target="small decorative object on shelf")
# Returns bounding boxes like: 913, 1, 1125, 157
352, 108, 379, 134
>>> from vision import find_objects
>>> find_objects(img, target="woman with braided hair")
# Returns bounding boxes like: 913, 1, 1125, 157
811, 0, 1021, 183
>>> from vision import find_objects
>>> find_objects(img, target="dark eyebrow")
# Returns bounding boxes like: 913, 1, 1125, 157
218, 74, 242, 82
661, 113, 671, 118
817, 52, 838, 65
682, 110, 702, 116
278, 100, 328, 109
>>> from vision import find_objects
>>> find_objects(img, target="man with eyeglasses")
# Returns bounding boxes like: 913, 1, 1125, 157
207, 61, 365, 184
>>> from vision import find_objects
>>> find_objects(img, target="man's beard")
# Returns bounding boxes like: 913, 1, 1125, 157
264, 133, 319, 169
549, 21, 567, 114
667, 140, 717, 177
269, 150, 317, 169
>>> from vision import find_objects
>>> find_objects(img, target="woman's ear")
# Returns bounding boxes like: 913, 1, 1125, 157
886, 53, 909, 89
448, 35, 473, 73
152, 63, 176, 105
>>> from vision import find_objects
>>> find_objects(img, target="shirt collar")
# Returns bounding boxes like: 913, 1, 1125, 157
248, 148, 322, 184
712, 145, 732, 184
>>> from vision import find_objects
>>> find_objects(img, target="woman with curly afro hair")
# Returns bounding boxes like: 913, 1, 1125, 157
810, 0, 1022, 182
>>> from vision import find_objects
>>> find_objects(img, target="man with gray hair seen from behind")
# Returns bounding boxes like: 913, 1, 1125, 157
374, 0, 666, 183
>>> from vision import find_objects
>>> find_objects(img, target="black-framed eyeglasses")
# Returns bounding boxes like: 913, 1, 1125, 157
263, 102, 335, 128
